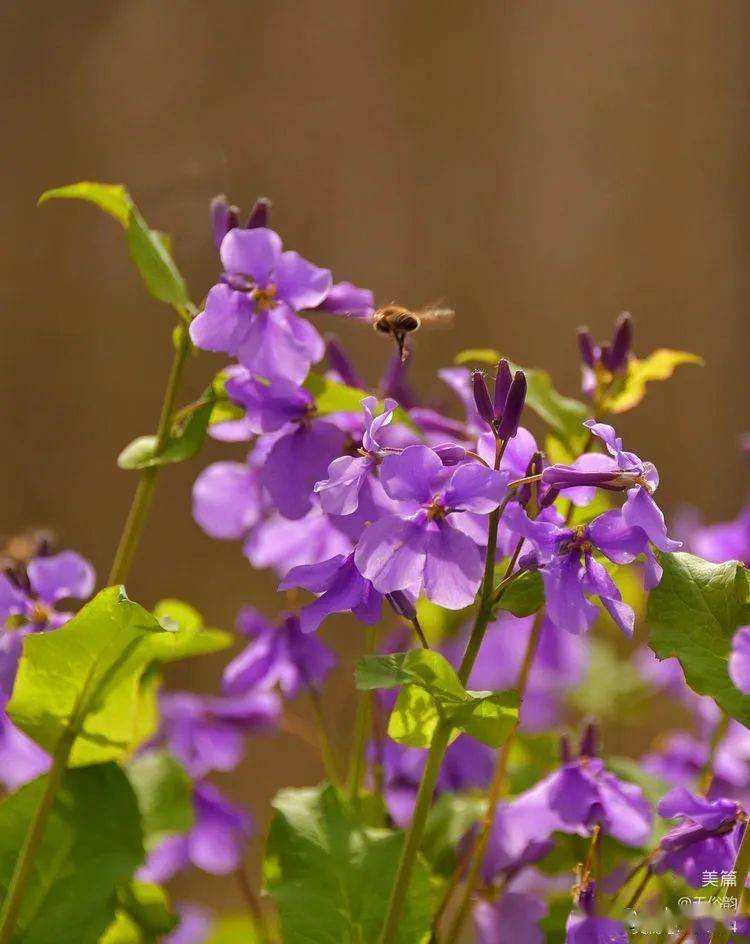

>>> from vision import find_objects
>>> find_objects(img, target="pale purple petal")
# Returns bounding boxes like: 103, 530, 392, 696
139, 835, 190, 883
423, 522, 483, 609
188, 784, 252, 875
189, 283, 251, 353
0, 713, 49, 790
379, 445, 445, 504
730, 626, 750, 694
354, 515, 427, 595
244, 508, 352, 577
0, 575, 28, 621
280, 555, 347, 593
543, 555, 599, 635
314, 455, 373, 516
474, 894, 546, 944
192, 462, 261, 539
623, 488, 681, 552
225, 373, 311, 432
566, 916, 629, 944
236, 306, 322, 384
262, 422, 344, 520
581, 554, 635, 637
588, 511, 647, 564
27, 551, 95, 604
362, 396, 398, 453
444, 464, 507, 513
316, 280, 374, 317
220, 227, 282, 285
273, 250, 332, 310
583, 420, 624, 458
165, 904, 212, 944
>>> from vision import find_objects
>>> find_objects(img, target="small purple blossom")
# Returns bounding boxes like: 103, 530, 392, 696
165, 904, 212, 944
158, 690, 280, 778
222, 610, 336, 699
578, 312, 632, 397
190, 227, 332, 384
140, 782, 252, 881
354, 445, 508, 609
474, 893, 546, 944
280, 553, 382, 633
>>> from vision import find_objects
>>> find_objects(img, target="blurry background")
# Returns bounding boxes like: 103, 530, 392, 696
1, 0, 749, 917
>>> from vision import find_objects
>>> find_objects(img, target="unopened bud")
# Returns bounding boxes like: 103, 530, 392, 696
246, 197, 271, 229
433, 442, 468, 466
604, 311, 632, 373
577, 329, 596, 369
326, 337, 364, 389
386, 590, 416, 621
211, 195, 239, 251
471, 370, 495, 426
496, 371, 526, 440
579, 720, 600, 758
493, 359, 513, 419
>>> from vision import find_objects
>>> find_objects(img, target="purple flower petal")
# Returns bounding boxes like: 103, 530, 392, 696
474, 894, 546, 944
314, 455, 374, 516
220, 227, 282, 286
622, 487, 681, 552
236, 306, 323, 384
362, 396, 398, 453
444, 463, 507, 514
189, 284, 252, 354
262, 422, 344, 520
192, 462, 261, 539
587, 510, 648, 564
379, 445, 444, 504
542, 555, 599, 635
566, 916, 629, 944
273, 250, 332, 310
730, 626, 750, 694
187, 783, 252, 875
27, 551, 95, 604
423, 522, 483, 609
354, 515, 427, 595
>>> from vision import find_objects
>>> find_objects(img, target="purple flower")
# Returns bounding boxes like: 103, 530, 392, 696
313, 281, 374, 318
314, 397, 398, 516
222, 610, 335, 700
280, 553, 382, 633
244, 506, 352, 578
643, 727, 750, 799
140, 782, 252, 881
565, 916, 629, 944
730, 627, 750, 694
0, 713, 49, 790
474, 893, 546, 944
482, 793, 557, 883
654, 787, 745, 887
190, 227, 331, 384
689, 502, 750, 567
158, 690, 280, 778
543, 420, 680, 555
577, 312, 633, 398
192, 458, 266, 542
504, 504, 645, 636
354, 446, 508, 609
210, 194, 270, 250
165, 904, 212, 944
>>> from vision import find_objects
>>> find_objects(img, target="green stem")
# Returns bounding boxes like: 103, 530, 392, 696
378, 438, 509, 944
308, 686, 342, 788
698, 712, 730, 795
108, 322, 192, 586
709, 821, 750, 944
0, 728, 75, 944
349, 626, 378, 803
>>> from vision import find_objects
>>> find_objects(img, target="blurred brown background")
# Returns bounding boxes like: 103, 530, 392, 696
1, 0, 749, 919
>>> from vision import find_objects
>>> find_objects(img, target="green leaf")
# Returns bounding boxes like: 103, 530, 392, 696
39, 182, 189, 309
303, 373, 414, 429
7, 587, 228, 766
264, 784, 435, 944
356, 651, 518, 748
100, 882, 178, 943
494, 570, 544, 617
0, 763, 143, 944
150, 598, 232, 661
117, 390, 215, 470
422, 793, 485, 875
205, 916, 261, 944
602, 349, 703, 414
453, 349, 500, 366
647, 551, 750, 725
127, 751, 194, 849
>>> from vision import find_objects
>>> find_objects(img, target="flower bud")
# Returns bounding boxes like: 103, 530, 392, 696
493, 359, 513, 419
604, 311, 632, 373
246, 196, 271, 229
577, 329, 596, 369
496, 371, 526, 440
433, 442, 468, 466
325, 337, 363, 389
211, 195, 239, 251
386, 590, 416, 621
471, 370, 495, 426
579, 720, 600, 758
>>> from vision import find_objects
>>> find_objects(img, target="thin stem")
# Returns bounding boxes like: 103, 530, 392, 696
410, 615, 430, 650
308, 686, 342, 788
108, 323, 192, 585
442, 611, 545, 943
709, 821, 750, 944
378, 439, 510, 944
0, 728, 75, 944
626, 866, 652, 911
349, 626, 378, 803
698, 712, 730, 795
235, 864, 275, 943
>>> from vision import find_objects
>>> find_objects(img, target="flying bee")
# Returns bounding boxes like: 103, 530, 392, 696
372, 304, 455, 361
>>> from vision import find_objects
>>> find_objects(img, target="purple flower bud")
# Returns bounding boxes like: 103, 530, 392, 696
560, 734, 572, 764
603, 312, 632, 373
579, 721, 600, 758
386, 590, 416, 621
493, 359, 513, 419
577, 879, 597, 917
245, 196, 271, 229
496, 371, 526, 440
538, 485, 560, 510
433, 442, 468, 466
210, 195, 239, 251
517, 451, 543, 508
471, 370, 495, 426
577, 329, 596, 369
325, 337, 364, 390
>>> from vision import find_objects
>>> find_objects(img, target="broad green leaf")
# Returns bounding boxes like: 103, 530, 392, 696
422, 793, 485, 875
205, 916, 261, 944
304, 373, 367, 414
118, 390, 216, 470
0, 763, 143, 944
127, 751, 194, 849
453, 351, 589, 452
356, 651, 518, 748
647, 552, 750, 725
602, 349, 703, 414
494, 570, 544, 617
264, 784, 435, 944
453, 349, 501, 366
150, 598, 232, 661
99, 882, 178, 943
7, 587, 228, 766
39, 182, 189, 309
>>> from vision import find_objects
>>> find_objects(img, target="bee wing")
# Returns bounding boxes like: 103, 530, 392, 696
417, 307, 455, 328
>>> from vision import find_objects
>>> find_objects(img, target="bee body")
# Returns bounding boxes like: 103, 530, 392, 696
372, 305, 454, 361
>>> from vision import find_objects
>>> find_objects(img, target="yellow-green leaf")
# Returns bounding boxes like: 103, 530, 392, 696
602, 349, 703, 414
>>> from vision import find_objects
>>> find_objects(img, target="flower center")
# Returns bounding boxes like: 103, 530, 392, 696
29, 600, 53, 627
252, 285, 277, 311
425, 496, 447, 521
